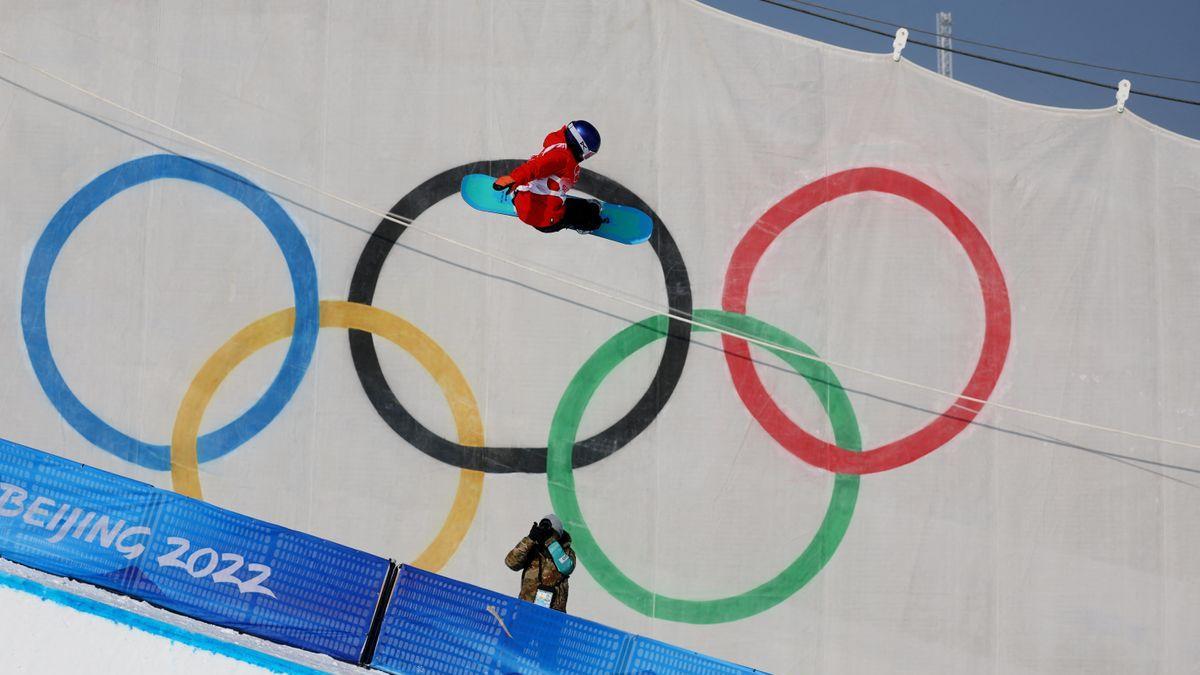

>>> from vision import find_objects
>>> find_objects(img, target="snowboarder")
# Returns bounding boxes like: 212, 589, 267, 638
492, 120, 604, 234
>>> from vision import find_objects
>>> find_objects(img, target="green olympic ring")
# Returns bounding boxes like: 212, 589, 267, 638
547, 309, 862, 624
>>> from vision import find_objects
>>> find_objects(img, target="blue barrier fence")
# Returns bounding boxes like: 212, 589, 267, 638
0, 437, 760, 672
0, 437, 390, 663
372, 565, 761, 674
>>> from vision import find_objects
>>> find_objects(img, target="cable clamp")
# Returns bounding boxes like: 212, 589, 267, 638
1115, 79, 1131, 112
892, 28, 908, 61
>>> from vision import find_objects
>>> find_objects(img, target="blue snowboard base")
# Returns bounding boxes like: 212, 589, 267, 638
460, 174, 652, 245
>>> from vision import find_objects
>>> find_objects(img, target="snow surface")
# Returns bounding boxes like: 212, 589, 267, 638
0, 558, 373, 674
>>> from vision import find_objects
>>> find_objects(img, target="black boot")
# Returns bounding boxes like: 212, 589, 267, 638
563, 197, 603, 232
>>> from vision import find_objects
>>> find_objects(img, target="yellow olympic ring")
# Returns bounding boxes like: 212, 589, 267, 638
170, 300, 484, 572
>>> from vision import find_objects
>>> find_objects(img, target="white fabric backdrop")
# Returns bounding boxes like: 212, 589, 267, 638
0, 1, 1196, 672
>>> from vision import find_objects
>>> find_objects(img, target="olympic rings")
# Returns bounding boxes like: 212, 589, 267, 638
170, 300, 484, 572
348, 160, 694, 474
722, 167, 1011, 475
20, 154, 320, 471
24, 154, 1010, 607
547, 309, 861, 624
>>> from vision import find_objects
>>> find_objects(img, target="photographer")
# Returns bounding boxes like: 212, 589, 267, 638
504, 514, 576, 612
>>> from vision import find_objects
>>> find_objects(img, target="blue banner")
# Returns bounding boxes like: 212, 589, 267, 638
0, 437, 390, 663
372, 565, 761, 674
625, 635, 762, 674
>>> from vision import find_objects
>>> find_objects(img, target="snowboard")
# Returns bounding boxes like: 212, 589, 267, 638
460, 174, 653, 245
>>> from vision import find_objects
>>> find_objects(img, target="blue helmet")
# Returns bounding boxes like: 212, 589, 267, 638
565, 120, 600, 160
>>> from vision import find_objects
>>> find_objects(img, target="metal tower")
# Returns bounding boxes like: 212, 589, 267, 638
936, 12, 953, 78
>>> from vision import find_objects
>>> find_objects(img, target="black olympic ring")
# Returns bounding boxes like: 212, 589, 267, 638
348, 159, 694, 473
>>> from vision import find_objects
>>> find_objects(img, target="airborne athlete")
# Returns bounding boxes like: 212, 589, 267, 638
492, 120, 604, 234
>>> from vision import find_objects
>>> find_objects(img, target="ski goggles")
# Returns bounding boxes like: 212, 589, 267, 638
567, 123, 596, 160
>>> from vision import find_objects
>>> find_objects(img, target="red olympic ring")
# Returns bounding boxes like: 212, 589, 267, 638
721, 167, 1011, 475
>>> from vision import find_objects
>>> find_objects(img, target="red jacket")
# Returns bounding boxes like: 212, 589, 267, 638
509, 127, 581, 230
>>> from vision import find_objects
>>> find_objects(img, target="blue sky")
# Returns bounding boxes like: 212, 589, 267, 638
700, 0, 1200, 140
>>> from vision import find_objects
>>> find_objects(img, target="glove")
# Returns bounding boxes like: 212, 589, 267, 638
528, 522, 545, 541
493, 175, 517, 194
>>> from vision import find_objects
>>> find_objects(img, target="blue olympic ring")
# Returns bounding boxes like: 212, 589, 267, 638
20, 154, 319, 470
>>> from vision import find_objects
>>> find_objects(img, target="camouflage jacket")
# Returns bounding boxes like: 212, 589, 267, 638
504, 532, 576, 612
